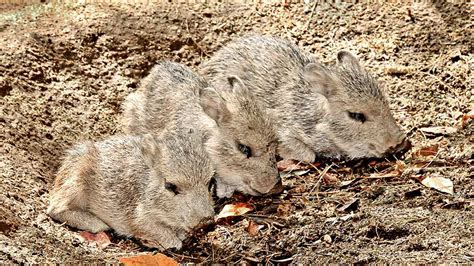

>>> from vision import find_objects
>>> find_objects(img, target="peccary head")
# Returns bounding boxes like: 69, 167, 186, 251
199, 77, 280, 198
143, 131, 216, 234
304, 51, 409, 159
47, 131, 215, 250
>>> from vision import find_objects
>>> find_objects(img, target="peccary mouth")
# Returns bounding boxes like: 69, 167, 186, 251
193, 217, 216, 233
246, 179, 282, 196
268, 179, 284, 195
385, 138, 412, 157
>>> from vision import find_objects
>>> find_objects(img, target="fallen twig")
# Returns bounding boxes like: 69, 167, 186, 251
304, 0, 318, 31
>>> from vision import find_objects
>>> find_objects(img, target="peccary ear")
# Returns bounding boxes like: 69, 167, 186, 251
140, 134, 161, 168
199, 87, 230, 124
304, 63, 338, 98
227, 76, 248, 95
337, 51, 365, 73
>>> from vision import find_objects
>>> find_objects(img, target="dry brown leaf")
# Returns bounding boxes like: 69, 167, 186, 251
323, 173, 340, 184
277, 159, 321, 172
277, 203, 293, 217
289, 185, 307, 194
215, 202, 254, 220
395, 160, 406, 172
461, 110, 474, 128
77, 231, 111, 249
336, 167, 353, 173
419, 126, 457, 136
300, 196, 310, 205
119, 253, 178, 266
246, 220, 262, 236
414, 175, 454, 195
277, 159, 302, 171
367, 170, 401, 179
414, 145, 439, 157
368, 161, 397, 171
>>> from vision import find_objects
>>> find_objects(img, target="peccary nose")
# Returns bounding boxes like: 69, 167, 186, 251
253, 175, 281, 195
268, 177, 284, 195
194, 217, 215, 232
387, 137, 412, 155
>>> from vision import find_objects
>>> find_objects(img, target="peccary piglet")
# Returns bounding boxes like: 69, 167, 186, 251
201, 35, 410, 162
47, 131, 215, 250
122, 61, 280, 198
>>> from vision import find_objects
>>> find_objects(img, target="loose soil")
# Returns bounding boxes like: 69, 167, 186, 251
1, 1, 472, 264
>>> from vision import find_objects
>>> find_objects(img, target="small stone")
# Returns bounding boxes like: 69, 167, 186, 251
323, 234, 332, 243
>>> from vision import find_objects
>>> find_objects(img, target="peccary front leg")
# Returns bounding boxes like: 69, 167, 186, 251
278, 134, 316, 163
215, 178, 237, 198
137, 225, 185, 251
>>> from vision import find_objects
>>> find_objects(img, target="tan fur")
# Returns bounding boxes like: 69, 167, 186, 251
47, 131, 215, 250
122, 61, 280, 198
201, 35, 409, 162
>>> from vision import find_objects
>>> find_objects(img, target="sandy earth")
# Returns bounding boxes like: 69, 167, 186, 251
0, 1, 473, 264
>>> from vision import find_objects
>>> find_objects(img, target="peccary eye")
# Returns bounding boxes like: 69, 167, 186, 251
238, 143, 252, 158
165, 182, 179, 195
208, 177, 217, 193
348, 112, 366, 123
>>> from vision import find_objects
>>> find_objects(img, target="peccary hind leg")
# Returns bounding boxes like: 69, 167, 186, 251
48, 142, 110, 233
47, 206, 110, 233
47, 174, 109, 232
278, 134, 316, 163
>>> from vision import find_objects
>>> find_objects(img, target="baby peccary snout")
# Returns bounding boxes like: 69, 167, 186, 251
201, 36, 409, 162
249, 173, 281, 195
122, 61, 280, 198
47, 131, 215, 250
385, 137, 412, 156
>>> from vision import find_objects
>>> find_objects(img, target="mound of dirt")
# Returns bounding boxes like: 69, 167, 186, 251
1, 1, 472, 263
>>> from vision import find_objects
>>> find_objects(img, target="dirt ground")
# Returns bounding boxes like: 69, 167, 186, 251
1, 1, 472, 264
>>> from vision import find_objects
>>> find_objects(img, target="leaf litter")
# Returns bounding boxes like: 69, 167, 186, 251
413, 174, 454, 195
215, 202, 254, 220
77, 231, 112, 249
119, 253, 178, 266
